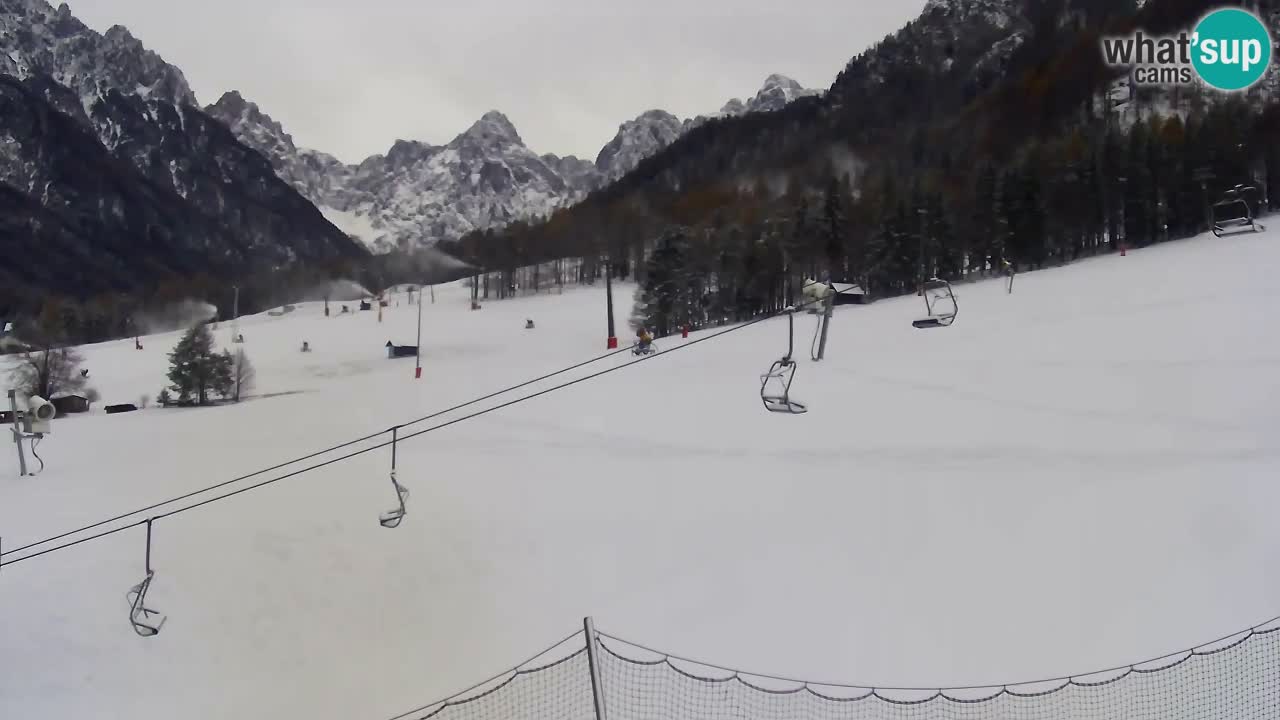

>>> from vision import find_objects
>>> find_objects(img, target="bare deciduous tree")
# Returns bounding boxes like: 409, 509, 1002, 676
8, 346, 86, 399
231, 348, 255, 402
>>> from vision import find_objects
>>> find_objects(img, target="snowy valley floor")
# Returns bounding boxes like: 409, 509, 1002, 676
2, 229, 1279, 719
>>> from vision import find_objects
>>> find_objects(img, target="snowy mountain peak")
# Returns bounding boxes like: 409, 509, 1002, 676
210, 91, 290, 138
760, 73, 804, 93
102, 24, 135, 42
595, 76, 817, 182
719, 98, 746, 115
459, 110, 524, 147
0, 0, 196, 108
746, 74, 817, 113
206, 89, 303, 166
595, 109, 685, 181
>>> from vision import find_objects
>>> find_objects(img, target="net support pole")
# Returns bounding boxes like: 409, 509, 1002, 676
584, 617, 609, 720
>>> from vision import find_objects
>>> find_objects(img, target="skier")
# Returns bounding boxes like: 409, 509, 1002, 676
525, 319, 535, 330
635, 327, 654, 354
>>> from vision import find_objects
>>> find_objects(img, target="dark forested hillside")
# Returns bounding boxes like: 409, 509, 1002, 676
443, 0, 1280, 332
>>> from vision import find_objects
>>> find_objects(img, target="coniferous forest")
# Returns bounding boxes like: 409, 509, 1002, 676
441, 0, 1280, 334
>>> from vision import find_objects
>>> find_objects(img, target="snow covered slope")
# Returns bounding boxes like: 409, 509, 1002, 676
2, 228, 1278, 719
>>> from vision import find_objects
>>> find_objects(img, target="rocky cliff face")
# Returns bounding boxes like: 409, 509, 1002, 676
0, 0, 366, 311
594, 109, 687, 183
206, 96, 603, 252
208, 75, 819, 252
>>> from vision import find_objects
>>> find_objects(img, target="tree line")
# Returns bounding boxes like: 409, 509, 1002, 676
451, 95, 1277, 337
440, 0, 1280, 335
2, 249, 471, 351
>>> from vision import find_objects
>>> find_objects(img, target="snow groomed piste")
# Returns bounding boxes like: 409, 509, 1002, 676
2, 226, 1278, 719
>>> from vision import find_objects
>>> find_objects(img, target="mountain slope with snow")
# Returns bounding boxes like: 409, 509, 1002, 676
205, 96, 602, 252
598, 75, 821, 182
0, 0, 366, 308
0, 0, 195, 110
595, 109, 686, 182
2, 227, 1277, 719
209, 75, 819, 250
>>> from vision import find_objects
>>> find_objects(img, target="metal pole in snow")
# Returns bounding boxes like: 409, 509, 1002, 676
815, 286, 835, 361
8, 390, 28, 477
414, 298, 423, 380
584, 617, 609, 720
605, 257, 617, 349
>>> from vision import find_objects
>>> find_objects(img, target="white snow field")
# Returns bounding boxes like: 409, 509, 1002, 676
2, 228, 1279, 719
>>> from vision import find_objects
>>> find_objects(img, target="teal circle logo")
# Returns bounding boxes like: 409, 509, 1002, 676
1192, 8, 1272, 91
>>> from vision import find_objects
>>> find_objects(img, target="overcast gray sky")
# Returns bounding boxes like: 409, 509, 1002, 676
71, 1, 924, 164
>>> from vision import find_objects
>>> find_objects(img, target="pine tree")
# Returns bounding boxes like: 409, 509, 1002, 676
821, 176, 850, 279
633, 229, 692, 337
971, 164, 999, 275
167, 324, 233, 406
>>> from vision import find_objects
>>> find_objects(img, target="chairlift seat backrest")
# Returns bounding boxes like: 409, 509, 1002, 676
127, 571, 166, 637
379, 471, 409, 528
914, 278, 958, 329
760, 356, 807, 414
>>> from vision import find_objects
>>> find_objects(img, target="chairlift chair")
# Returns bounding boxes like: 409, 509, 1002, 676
379, 470, 410, 528
379, 428, 409, 528
1212, 185, 1263, 237
760, 309, 808, 414
126, 520, 166, 637
632, 340, 657, 356
912, 278, 958, 329
127, 572, 165, 637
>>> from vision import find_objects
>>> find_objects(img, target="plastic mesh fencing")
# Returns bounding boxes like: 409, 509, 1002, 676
392, 642, 594, 720
594, 626, 1280, 720
387, 621, 1280, 720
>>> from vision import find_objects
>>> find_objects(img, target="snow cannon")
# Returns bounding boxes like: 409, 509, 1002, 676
800, 279, 832, 312
25, 395, 54, 434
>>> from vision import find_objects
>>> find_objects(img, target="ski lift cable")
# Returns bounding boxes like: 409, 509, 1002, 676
0, 297, 829, 570
1, 345, 637, 559
0, 428, 389, 558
